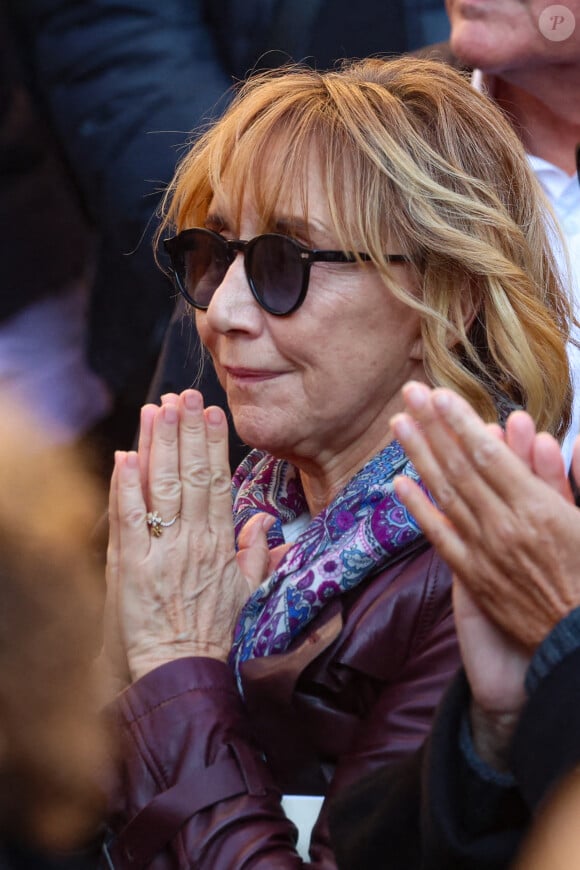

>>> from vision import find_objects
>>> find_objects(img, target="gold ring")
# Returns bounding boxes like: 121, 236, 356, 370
146, 510, 180, 537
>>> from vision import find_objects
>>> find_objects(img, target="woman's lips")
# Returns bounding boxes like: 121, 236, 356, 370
224, 366, 283, 383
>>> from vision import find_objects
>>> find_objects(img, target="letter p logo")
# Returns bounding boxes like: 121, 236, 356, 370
539, 5, 576, 40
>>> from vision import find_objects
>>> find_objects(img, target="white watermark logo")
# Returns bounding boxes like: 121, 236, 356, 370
538, 5, 576, 41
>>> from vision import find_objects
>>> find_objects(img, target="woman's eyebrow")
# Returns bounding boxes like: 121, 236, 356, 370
204, 212, 228, 231
273, 215, 331, 240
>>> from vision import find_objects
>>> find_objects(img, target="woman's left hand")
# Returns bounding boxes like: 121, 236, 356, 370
109, 390, 255, 682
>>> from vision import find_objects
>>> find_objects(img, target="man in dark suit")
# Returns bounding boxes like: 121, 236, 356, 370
13, 0, 448, 472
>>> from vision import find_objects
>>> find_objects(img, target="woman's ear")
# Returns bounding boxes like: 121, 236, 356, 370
409, 329, 424, 361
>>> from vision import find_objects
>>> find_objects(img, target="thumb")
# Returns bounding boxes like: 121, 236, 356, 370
237, 513, 276, 592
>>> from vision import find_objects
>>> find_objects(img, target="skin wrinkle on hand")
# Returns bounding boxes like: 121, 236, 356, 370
391, 380, 580, 766
393, 384, 580, 651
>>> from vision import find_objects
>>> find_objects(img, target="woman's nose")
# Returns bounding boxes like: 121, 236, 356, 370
204, 252, 262, 333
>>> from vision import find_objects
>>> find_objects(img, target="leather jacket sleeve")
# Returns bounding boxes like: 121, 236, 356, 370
104, 586, 458, 869
106, 658, 305, 868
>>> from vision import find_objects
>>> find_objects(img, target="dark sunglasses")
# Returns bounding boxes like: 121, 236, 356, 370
163, 227, 409, 317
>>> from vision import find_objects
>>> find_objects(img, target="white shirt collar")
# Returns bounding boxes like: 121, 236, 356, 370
470, 69, 577, 184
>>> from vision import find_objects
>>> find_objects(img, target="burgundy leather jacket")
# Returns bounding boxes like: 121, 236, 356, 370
105, 539, 459, 868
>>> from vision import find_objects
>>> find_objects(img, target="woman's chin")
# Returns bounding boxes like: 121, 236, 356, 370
232, 414, 290, 458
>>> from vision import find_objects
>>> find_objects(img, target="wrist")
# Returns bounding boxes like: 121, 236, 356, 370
128, 641, 229, 682
469, 699, 521, 773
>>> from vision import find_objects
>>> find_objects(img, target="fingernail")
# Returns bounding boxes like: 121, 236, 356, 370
261, 514, 276, 532
391, 414, 413, 440
184, 390, 203, 411
163, 405, 178, 424
432, 390, 450, 411
126, 451, 139, 468
403, 382, 428, 411
393, 475, 410, 497
206, 406, 223, 426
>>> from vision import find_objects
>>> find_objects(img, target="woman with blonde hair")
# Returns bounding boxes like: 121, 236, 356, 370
102, 56, 572, 867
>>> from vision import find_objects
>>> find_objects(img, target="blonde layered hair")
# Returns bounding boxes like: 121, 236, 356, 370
160, 56, 572, 438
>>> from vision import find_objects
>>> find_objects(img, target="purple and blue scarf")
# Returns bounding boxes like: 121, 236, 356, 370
229, 439, 430, 691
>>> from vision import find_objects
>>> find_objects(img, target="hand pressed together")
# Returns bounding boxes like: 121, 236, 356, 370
105, 390, 269, 683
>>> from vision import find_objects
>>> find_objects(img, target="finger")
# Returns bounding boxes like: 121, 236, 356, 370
504, 411, 536, 468
237, 512, 275, 551
178, 389, 211, 525
415, 386, 543, 507
532, 432, 573, 501
485, 423, 505, 441
399, 383, 507, 520
204, 405, 235, 540
268, 542, 293, 573
105, 453, 121, 645
236, 513, 276, 591
103, 454, 130, 684
572, 435, 580, 503
148, 402, 182, 521
137, 404, 158, 497
116, 450, 151, 554
393, 474, 469, 571
161, 393, 180, 405
391, 411, 480, 538
106, 452, 121, 572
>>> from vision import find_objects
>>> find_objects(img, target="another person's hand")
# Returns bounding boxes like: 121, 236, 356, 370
453, 580, 529, 770
390, 382, 580, 649
390, 382, 580, 766
107, 390, 257, 682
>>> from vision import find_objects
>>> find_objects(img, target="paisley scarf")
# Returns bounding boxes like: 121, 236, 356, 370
229, 439, 430, 690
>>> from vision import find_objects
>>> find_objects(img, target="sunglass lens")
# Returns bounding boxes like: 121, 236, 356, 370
249, 236, 304, 315
177, 231, 229, 308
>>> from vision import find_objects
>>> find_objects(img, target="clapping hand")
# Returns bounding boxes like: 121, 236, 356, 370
390, 382, 580, 767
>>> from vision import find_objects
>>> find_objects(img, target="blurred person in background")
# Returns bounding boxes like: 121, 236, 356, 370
7, 0, 449, 473
0, 2, 111, 453
0, 401, 110, 869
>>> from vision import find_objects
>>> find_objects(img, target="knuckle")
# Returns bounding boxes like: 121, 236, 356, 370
491, 516, 518, 549
442, 452, 468, 483
435, 482, 457, 510
210, 469, 232, 496
152, 475, 181, 501
429, 522, 450, 551
472, 438, 500, 470
124, 506, 145, 528
187, 466, 212, 488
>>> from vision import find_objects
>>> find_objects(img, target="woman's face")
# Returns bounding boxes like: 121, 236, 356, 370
195, 158, 426, 471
